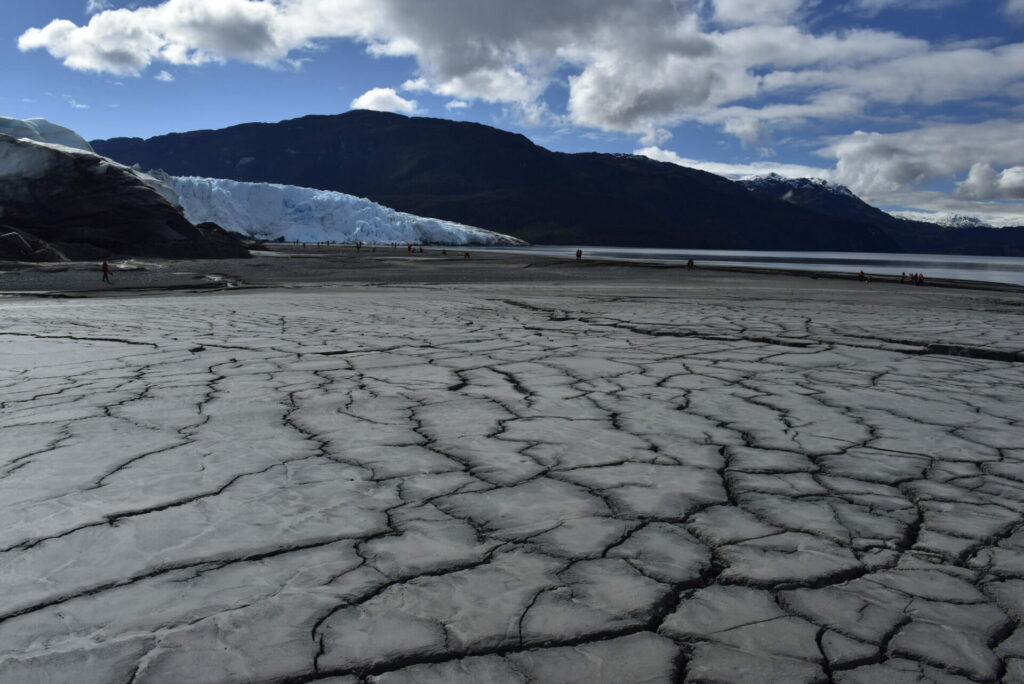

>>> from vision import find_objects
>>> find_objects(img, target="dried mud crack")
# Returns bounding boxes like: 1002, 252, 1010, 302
1, 284, 1023, 684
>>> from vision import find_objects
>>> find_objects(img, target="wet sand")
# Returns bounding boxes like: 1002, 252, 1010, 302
3, 243, 1023, 303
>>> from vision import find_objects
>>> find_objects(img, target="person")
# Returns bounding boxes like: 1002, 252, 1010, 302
901, 271, 907, 283
464, 251, 470, 259
917, 273, 924, 286
101, 260, 112, 284
575, 249, 583, 260
687, 258, 694, 270
858, 270, 865, 282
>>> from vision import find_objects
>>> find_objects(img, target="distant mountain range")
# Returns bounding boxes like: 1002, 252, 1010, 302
93, 111, 1024, 256
738, 174, 1024, 256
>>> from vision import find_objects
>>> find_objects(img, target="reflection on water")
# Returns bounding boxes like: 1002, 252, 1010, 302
484, 246, 1024, 287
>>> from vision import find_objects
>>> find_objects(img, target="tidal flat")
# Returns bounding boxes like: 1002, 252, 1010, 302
2, 247, 1023, 683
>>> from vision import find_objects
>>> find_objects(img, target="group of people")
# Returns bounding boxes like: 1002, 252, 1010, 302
901, 271, 926, 285
856, 268, 929, 284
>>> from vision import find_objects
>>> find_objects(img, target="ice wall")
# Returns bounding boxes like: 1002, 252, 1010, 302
161, 174, 526, 245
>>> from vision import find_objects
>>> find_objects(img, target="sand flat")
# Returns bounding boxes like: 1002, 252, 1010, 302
1, 250, 1023, 682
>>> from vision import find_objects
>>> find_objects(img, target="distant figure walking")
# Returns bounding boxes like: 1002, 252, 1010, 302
858, 270, 865, 282
901, 271, 907, 283
575, 249, 583, 260
464, 251, 471, 259
101, 260, 112, 284
687, 258, 695, 270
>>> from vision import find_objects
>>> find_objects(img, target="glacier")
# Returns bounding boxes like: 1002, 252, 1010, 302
0, 116, 94, 153
157, 173, 527, 246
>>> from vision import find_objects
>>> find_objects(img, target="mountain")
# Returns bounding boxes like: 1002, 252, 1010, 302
893, 212, 993, 229
935, 214, 991, 229
0, 134, 248, 261
92, 111, 901, 253
739, 174, 1024, 256
155, 172, 525, 246
1, 116, 94, 153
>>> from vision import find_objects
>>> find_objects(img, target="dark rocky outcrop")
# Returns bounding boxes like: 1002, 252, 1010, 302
0, 134, 249, 261
0, 227, 68, 262
93, 111, 901, 253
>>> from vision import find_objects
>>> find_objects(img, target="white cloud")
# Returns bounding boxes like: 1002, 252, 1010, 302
63, 95, 89, 109
820, 119, 1024, 198
640, 120, 1024, 226
401, 78, 430, 92
445, 99, 468, 110
1006, 0, 1024, 16
155, 70, 175, 82
16, 0, 1024, 149
711, 0, 808, 26
847, 0, 963, 15
635, 146, 831, 179
350, 87, 419, 115
957, 163, 1024, 199
85, 0, 113, 14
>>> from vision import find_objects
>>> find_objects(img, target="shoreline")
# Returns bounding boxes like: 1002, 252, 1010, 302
3, 244, 1024, 299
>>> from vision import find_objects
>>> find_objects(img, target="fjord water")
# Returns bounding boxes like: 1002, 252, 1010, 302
487, 246, 1024, 287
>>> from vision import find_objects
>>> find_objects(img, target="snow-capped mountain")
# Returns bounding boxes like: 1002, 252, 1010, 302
891, 211, 993, 228
739, 173, 1024, 255
154, 172, 527, 246
741, 173, 857, 200
0, 116, 94, 153
738, 173, 903, 237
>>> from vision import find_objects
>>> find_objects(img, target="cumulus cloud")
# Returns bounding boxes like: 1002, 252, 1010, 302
957, 163, 1024, 199
350, 87, 419, 114
847, 0, 963, 14
16, 0, 1024, 149
711, 0, 808, 26
1006, 0, 1024, 16
820, 119, 1024, 198
155, 70, 175, 82
445, 99, 468, 110
85, 0, 112, 14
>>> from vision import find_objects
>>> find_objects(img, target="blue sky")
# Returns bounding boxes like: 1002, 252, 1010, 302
3, 0, 1024, 224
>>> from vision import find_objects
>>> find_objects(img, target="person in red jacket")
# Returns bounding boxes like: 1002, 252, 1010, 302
101, 261, 112, 284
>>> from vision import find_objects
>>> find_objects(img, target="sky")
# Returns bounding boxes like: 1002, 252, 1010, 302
3, 0, 1024, 225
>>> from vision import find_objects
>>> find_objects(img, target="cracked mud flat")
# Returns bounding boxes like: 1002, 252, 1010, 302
2, 276, 1024, 683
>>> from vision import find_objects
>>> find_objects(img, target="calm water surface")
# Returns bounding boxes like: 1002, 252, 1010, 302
484, 246, 1024, 287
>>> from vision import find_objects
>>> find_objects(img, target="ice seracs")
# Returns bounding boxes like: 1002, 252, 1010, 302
0, 116, 94, 153
153, 172, 528, 245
